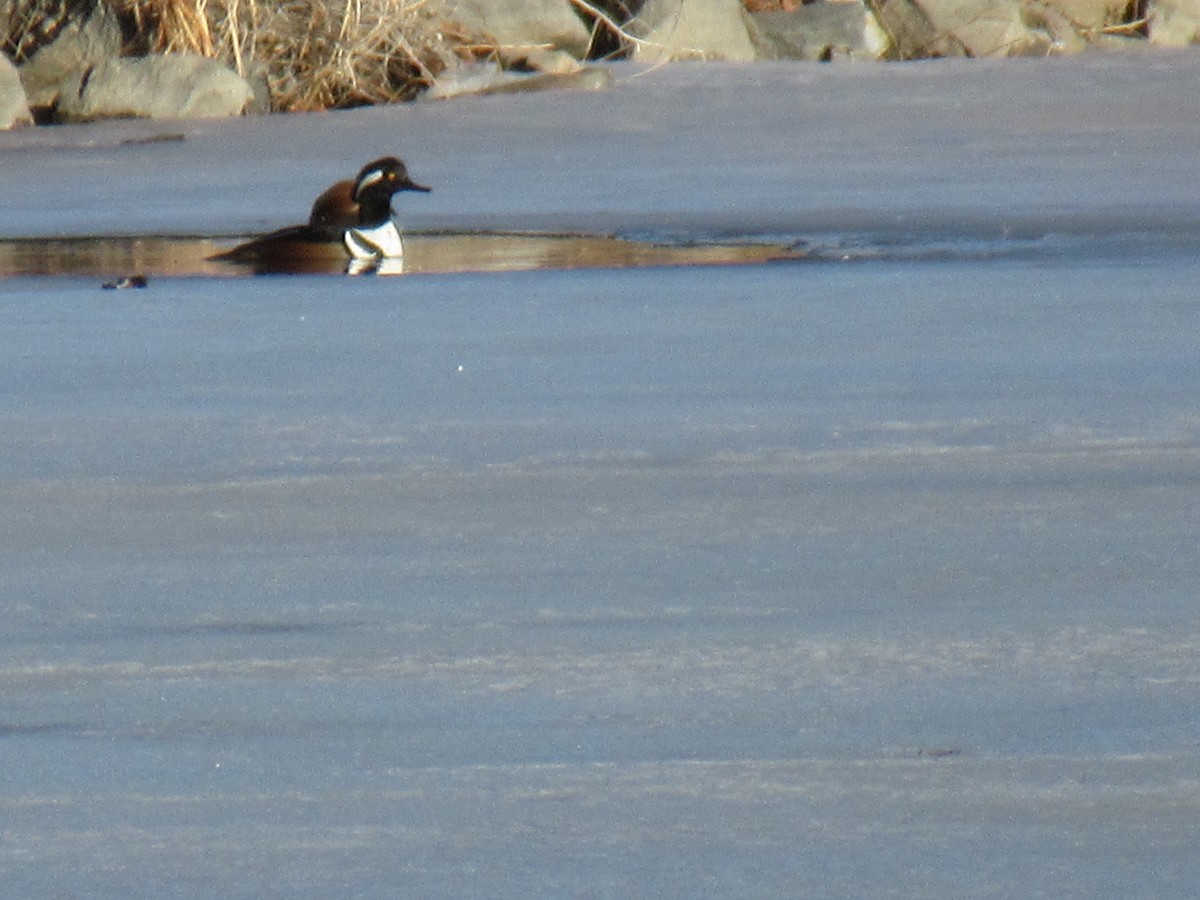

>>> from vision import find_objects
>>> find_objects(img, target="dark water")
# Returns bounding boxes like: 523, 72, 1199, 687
0, 231, 799, 278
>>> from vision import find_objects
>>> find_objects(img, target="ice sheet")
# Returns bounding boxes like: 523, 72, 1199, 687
1, 56, 1199, 898
2, 56, 1200, 243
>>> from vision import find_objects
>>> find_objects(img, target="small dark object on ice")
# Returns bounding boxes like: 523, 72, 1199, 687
102, 274, 148, 290
121, 133, 186, 145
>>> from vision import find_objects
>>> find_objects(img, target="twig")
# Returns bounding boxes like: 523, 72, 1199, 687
565, 0, 655, 51
1099, 17, 1148, 34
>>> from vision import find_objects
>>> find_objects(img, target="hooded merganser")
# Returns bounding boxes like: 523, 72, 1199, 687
212, 157, 430, 274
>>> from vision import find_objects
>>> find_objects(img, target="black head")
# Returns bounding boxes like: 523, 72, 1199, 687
351, 156, 431, 227
353, 157, 431, 200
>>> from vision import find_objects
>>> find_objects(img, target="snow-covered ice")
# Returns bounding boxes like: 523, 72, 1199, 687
1, 57, 1199, 898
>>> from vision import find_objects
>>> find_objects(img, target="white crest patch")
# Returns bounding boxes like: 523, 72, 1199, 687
354, 168, 387, 199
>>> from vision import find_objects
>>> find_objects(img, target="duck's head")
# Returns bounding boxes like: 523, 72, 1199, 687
352, 157, 430, 227
354, 157, 431, 200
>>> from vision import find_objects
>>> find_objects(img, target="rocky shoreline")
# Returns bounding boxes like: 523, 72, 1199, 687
2, 0, 1198, 130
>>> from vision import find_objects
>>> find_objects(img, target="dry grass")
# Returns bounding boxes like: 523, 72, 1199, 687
112, 0, 475, 110
121, 0, 216, 56
4, 0, 635, 111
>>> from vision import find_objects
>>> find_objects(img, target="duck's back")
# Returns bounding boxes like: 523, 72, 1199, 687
307, 180, 359, 239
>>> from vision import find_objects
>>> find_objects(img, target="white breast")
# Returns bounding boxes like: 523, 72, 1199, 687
344, 221, 405, 260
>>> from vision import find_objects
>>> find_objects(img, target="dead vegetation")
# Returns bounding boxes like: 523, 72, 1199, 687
2, 0, 644, 112
112, 0, 474, 110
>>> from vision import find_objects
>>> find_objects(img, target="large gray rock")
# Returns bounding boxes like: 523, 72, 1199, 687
630, 0, 760, 62
1148, 0, 1200, 44
868, 0, 1090, 55
1022, 3, 1088, 53
1, 52, 33, 128
15, 0, 124, 109
864, 0, 967, 57
1041, 0, 1131, 29
911, 0, 1053, 55
750, 3, 890, 60
422, 60, 612, 99
426, 0, 593, 58
55, 53, 255, 122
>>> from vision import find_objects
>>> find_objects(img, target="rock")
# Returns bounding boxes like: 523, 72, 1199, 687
911, 0, 1053, 55
1148, 0, 1200, 45
55, 54, 255, 123
1087, 31, 1151, 49
1021, 2, 1088, 53
422, 60, 613, 99
1, 52, 33, 129
495, 46, 585, 74
14, 0, 124, 110
865, 0, 968, 56
749, 3, 891, 60
1040, 0, 1131, 29
629, 0, 760, 62
426, 0, 593, 58
869, 0, 1091, 55
241, 60, 273, 115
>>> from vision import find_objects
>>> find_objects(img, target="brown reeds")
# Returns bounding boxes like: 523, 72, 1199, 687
111, 0, 473, 110
6, 0, 629, 112
119, 0, 216, 56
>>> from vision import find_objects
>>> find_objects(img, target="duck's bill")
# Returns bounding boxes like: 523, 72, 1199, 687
403, 179, 432, 193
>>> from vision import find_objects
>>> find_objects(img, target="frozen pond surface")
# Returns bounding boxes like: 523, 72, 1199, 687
2, 57, 1200, 897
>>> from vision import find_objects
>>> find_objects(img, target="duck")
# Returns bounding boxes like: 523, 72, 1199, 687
212, 157, 430, 274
